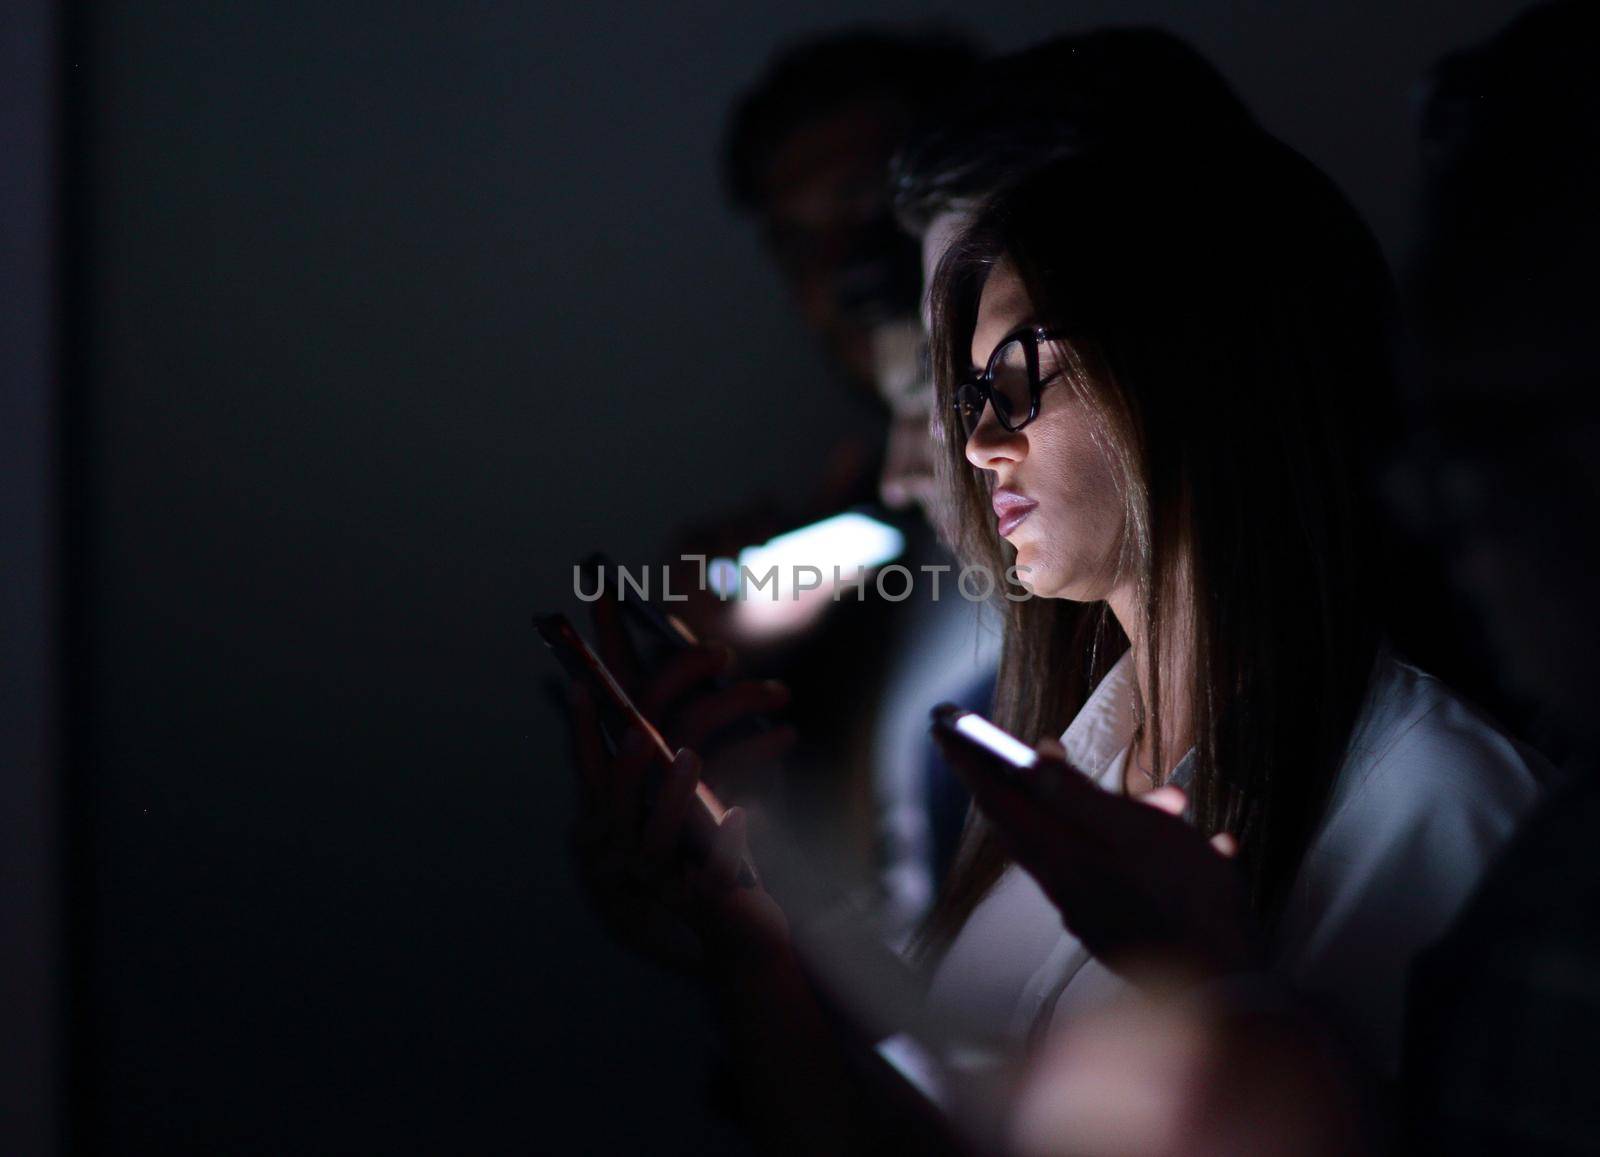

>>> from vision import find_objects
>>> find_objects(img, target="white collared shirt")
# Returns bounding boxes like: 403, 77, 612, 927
923, 649, 1551, 1077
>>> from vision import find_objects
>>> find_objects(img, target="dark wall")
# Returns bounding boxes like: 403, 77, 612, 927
73, 2, 1530, 1152
4, 3, 60, 1155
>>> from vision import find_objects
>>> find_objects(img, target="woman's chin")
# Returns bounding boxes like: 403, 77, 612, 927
1011, 551, 1097, 602
1011, 549, 1060, 599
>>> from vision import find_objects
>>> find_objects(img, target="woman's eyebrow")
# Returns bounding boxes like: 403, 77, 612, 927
972, 318, 1040, 370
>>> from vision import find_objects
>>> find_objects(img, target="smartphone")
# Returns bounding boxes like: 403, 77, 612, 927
929, 704, 1040, 779
537, 613, 756, 883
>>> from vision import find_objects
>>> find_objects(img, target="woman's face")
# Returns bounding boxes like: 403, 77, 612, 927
965, 260, 1127, 601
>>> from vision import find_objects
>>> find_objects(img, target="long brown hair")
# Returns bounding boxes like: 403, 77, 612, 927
920, 136, 1395, 955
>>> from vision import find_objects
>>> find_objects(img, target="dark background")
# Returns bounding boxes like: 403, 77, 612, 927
18, 0, 1532, 1152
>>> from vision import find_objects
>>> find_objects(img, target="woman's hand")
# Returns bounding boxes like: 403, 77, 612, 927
566, 685, 790, 975
934, 734, 1261, 983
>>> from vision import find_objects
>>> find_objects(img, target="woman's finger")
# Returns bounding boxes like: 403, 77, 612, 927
1210, 832, 1240, 859
640, 643, 735, 720
639, 748, 700, 870
1140, 786, 1188, 817
673, 680, 790, 749
706, 806, 751, 892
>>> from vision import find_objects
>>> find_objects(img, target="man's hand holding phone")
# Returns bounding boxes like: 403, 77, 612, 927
540, 607, 791, 974
566, 686, 790, 974
930, 707, 1261, 984
585, 563, 798, 799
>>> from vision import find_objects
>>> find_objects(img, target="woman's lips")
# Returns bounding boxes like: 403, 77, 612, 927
992, 488, 1038, 538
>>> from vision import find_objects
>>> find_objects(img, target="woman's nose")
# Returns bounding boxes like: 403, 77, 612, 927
964, 404, 1028, 471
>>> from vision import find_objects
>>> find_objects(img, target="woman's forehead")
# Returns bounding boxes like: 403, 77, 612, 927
971, 260, 1031, 362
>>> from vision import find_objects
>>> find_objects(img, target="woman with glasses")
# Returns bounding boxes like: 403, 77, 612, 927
564, 130, 1549, 1146
915, 136, 1549, 1087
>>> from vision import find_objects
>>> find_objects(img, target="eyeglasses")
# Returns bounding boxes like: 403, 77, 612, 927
952, 325, 1069, 439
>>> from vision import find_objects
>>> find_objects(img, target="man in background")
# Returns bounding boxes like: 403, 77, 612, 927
710, 29, 987, 938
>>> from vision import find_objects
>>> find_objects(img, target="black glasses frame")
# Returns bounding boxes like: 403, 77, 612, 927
953, 324, 1069, 438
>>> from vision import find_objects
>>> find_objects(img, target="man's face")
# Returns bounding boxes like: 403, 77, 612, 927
870, 210, 973, 533
758, 114, 969, 535
759, 99, 919, 390
870, 317, 939, 518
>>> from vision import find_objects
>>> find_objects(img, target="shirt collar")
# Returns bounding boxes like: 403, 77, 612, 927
1059, 650, 1142, 787
1058, 649, 1201, 794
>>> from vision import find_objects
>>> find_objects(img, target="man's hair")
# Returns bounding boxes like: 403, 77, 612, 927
1412, 0, 1600, 356
891, 27, 1254, 234
722, 27, 980, 213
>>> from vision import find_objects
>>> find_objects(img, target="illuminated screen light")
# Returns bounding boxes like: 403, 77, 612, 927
707, 556, 741, 599
729, 511, 904, 641
737, 512, 904, 598
953, 713, 1039, 769
875, 1033, 948, 1109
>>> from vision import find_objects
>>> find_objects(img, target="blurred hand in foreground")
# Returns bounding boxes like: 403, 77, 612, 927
1010, 976, 1371, 1157
564, 687, 790, 975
